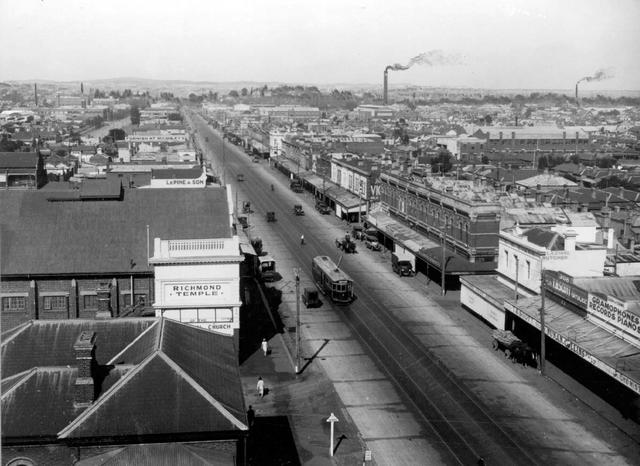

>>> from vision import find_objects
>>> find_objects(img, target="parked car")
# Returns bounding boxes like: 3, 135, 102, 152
364, 234, 381, 251
293, 204, 305, 216
302, 287, 321, 308
290, 181, 304, 193
391, 253, 414, 276
315, 201, 331, 214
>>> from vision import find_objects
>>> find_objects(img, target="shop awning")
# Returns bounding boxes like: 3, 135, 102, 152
419, 246, 497, 274
505, 296, 640, 395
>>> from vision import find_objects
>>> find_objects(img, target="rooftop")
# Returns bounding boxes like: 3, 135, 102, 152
1, 318, 246, 443
0, 187, 231, 276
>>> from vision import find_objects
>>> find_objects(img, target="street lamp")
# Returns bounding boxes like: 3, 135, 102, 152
294, 268, 301, 374
440, 216, 448, 296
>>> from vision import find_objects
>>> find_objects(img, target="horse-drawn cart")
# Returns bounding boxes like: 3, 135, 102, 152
492, 329, 535, 366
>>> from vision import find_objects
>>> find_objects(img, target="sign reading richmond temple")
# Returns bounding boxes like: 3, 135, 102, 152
150, 237, 244, 342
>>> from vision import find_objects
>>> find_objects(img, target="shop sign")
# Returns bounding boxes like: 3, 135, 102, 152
587, 293, 640, 338
545, 250, 570, 260
163, 282, 232, 305
544, 270, 588, 309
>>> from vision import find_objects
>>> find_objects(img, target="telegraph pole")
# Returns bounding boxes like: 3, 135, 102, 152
514, 256, 519, 302
441, 217, 446, 296
294, 270, 301, 374
539, 271, 546, 376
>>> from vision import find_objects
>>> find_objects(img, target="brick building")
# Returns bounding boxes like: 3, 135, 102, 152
0, 184, 238, 335
378, 172, 503, 263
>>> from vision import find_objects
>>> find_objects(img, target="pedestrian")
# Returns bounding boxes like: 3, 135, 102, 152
247, 405, 255, 428
257, 376, 265, 397
261, 338, 269, 356
300, 234, 305, 245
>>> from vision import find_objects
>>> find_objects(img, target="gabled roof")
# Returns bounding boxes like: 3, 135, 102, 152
524, 228, 564, 250
517, 173, 577, 188
1, 318, 246, 443
75, 442, 235, 465
1, 319, 156, 379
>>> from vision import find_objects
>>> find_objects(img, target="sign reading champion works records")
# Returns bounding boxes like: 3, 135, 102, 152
163, 282, 232, 305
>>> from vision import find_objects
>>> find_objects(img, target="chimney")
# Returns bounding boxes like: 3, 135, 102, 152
564, 230, 577, 252
95, 283, 112, 319
383, 69, 388, 105
74, 331, 96, 408
34, 83, 38, 107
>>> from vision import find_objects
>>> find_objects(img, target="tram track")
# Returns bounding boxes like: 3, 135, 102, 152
190, 112, 540, 465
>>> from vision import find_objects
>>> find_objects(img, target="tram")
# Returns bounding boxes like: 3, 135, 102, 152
311, 256, 354, 304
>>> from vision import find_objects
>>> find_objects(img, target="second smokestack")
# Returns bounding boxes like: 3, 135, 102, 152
383, 68, 388, 105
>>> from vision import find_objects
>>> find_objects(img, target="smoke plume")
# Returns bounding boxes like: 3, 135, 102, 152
385, 50, 463, 72
577, 68, 613, 84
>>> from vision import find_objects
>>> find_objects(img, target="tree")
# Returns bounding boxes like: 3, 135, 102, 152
108, 128, 126, 141
130, 105, 140, 125
537, 155, 549, 170
241, 88, 248, 97
596, 157, 616, 169
431, 150, 453, 173
228, 90, 239, 98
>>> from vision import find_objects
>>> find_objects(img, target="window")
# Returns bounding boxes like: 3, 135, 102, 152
505, 251, 509, 267
43, 296, 68, 311
134, 294, 147, 306
527, 260, 531, 279
2, 296, 26, 311
83, 294, 98, 309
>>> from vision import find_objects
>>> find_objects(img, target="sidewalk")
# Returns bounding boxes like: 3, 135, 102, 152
239, 278, 366, 466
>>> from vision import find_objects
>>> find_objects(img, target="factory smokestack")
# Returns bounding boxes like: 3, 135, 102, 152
383, 68, 389, 105
383, 50, 462, 105
34, 83, 38, 107
575, 82, 579, 107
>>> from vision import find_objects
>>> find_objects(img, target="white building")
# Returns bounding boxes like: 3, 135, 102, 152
461, 225, 607, 329
149, 195, 244, 345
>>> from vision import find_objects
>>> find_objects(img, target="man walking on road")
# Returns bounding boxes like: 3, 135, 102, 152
261, 338, 269, 356
300, 234, 305, 245
257, 377, 265, 397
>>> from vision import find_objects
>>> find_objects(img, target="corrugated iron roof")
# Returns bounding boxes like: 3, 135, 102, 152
0, 187, 231, 276
2, 318, 247, 442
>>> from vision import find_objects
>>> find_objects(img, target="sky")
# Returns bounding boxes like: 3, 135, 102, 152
1, 0, 639, 90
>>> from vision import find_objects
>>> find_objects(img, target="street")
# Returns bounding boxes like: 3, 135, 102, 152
187, 109, 640, 465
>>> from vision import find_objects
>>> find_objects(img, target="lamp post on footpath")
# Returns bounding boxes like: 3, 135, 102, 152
294, 269, 301, 374
440, 215, 447, 296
